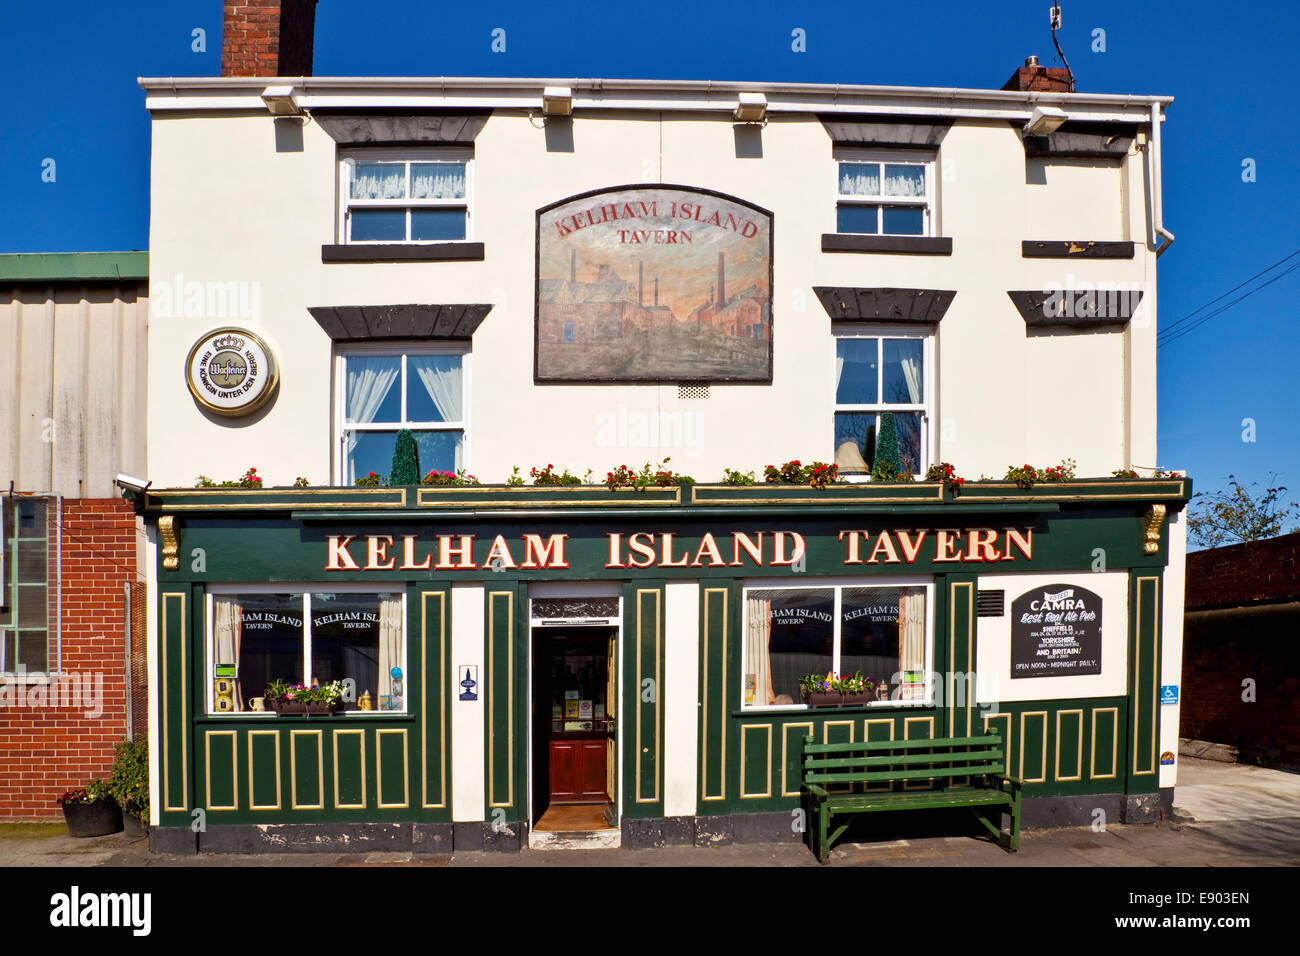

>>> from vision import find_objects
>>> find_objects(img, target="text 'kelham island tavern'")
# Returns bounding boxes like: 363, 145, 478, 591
133, 1, 1187, 854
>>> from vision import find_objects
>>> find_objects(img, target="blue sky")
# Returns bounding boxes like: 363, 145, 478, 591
2, 1, 1297, 512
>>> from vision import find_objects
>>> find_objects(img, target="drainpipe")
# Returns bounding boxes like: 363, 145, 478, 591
1150, 102, 1175, 257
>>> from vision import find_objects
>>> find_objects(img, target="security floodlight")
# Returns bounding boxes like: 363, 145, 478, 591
261, 85, 302, 116
542, 86, 573, 116
1025, 105, 1068, 135
734, 92, 767, 123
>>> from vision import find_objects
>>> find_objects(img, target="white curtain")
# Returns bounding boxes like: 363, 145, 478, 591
344, 356, 400, 462
745, 596, 774, 706
377, 596, 403, 707
214, 598, 243, 712
411, 163, 466, 199
900, 353, 922, 404
351, 163, 406, 199
411, 356, 463, 423
899, 588, 926, 675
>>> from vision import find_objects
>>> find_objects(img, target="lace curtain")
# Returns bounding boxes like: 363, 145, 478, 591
377, 596, 403, 704
410, 355, 463, 423
214, 598, 243, 711
344, 356, 400, 463
745, 596, 774, 706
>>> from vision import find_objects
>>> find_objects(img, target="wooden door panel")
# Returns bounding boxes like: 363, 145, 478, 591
579, 739, 607, 800
550, 740, 580, 801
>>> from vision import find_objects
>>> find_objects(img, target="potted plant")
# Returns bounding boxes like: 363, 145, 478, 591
56, 779, 123, 837
799, 671, 882, 707
264, 678, 345, 716
109, 738, 149, 837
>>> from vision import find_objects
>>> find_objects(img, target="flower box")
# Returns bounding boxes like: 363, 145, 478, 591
62, 800, 123, 838
803, 691, 878, 708
266, 699, 338, 716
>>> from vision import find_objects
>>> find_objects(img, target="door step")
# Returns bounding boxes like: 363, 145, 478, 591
529, 827, 621, 851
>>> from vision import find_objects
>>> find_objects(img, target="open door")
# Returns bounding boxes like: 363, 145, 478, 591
604, 629, 617, 825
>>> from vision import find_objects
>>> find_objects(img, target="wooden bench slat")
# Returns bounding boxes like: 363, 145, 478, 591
823, 791, 1013, 812
803, 735, 1002, 754
805, 748, 1004, 769
808, 764, 1005, 784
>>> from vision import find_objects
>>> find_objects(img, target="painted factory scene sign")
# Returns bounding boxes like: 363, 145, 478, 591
536, 185, 773, 382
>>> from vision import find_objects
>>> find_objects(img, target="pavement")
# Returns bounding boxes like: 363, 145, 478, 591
4, 756, 1298, 867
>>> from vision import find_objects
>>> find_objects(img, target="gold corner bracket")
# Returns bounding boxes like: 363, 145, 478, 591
1143, 504, 1167, 555
159, 514, 180, 571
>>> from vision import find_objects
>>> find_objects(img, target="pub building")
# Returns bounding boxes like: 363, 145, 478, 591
135, 2, 1187, 854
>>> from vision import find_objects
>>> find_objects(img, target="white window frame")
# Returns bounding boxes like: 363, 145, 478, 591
833, 148, 935, 237
741, 576, 936, 711
333, 342, 472, 486
0, 495, 57, 678
339, 147, 474, 244
204, 584, 408, 716
832, 325, 935, 481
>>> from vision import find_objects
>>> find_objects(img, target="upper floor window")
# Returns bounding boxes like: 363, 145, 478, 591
833, 330, 931, 478
835, 150, 932, 237
340, 149, 472, 243
336, 346, 469, 484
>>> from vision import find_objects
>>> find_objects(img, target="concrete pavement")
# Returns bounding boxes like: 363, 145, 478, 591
3, 756, 1297, 867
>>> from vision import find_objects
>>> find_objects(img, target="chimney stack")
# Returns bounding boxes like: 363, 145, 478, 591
570, 249, 576, 283
223, 0, 319, 77
1002, 55, 1073, 93
638, 261, 644, 306
717, 252, 726, 306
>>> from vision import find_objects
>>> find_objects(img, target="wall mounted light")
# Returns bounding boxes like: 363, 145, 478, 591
733, 92, 767, 124
261, 85, 302, 116
1024, 105, 1068, 135
542, 86, 573, 116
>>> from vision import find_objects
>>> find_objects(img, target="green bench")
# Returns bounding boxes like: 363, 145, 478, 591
801, 731, 1022, 862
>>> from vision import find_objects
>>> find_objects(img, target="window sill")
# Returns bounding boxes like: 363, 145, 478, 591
1021, 240, 1135, 259
734, 700, 933, 716
822, 234, 952, 255
322, 242, 486, 263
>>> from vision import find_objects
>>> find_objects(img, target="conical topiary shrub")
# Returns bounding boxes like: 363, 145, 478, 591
389, 429, 421, 486
872, 412, 903, 480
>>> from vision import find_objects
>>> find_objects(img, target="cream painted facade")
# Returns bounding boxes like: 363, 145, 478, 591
141, 78, 1168, 489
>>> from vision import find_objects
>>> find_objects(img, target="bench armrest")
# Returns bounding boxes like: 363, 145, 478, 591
804, 782, 829, 798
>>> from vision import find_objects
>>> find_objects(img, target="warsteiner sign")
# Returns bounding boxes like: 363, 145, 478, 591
535, 185, 773, 382
185, 327, 279, 416
1010, 584, 1102, 678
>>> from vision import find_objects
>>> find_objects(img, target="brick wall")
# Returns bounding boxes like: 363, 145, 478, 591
1185, 531, 1300, 609
1181, 605, 1300, 770
222, 0, 318, 77
0, 498, 136, 820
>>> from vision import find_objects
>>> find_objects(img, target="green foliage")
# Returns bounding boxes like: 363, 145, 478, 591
872, 412, 903, 480
422, 469, 479, 486
293, 476, 310, 487
1006, 459, 1075, 489
389, 429, 421, 486
531, 464, 583, 485
925, 461, 965, 494
506, 466, 525, 486
354, 471, 385, 487
1189, 474, 1300, 549
56, 779, 113, 806
722, 468, 756, 486
606, 459, 691, 490
109, 739, 149, 822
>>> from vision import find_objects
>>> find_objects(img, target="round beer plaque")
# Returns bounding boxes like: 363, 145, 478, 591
185, 327, 279, 416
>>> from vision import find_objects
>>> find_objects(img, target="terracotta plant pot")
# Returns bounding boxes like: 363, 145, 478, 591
62, 800, 123, 838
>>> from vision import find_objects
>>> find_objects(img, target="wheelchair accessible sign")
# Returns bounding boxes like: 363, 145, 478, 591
1160, 684, 1179, 706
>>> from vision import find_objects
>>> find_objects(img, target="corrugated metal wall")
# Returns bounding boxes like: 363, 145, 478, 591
0, 282, 148, 499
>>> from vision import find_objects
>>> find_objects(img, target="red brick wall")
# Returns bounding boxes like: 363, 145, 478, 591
0, 498, 136, 820
1185, 532, 1300, 609
222, 0, 318, 77
1181, 604, 1300, 770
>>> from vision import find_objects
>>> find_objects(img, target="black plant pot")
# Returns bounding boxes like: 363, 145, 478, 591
122, 811, 149, 838
62, 800, 123, 838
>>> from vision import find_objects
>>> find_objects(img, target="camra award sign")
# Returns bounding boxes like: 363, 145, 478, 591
185, 327, 279, 416
535, 185, 773, 382
1010, 584, 1102, 678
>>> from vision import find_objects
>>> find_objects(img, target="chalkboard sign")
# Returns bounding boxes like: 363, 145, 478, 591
1010, 584, 1102, 678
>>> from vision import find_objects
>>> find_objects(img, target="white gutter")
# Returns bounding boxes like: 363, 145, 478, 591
138, 74, 1173, 123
